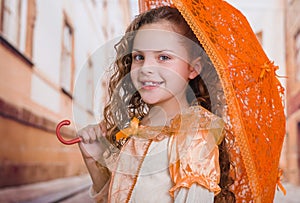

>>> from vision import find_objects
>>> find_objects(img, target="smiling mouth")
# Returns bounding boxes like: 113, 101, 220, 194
141, 81, 164, 88
142, 81, 163, 86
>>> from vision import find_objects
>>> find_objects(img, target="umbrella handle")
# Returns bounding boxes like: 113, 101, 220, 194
56, 120, 82, 145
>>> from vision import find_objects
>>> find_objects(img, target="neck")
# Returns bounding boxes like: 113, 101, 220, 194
142, 97, 189, 126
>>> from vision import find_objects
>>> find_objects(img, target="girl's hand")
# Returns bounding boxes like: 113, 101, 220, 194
77, 122, 109, 163
77, 122, 112, 193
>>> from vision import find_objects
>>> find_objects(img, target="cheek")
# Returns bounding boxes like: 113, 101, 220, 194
130, 68, 139, 87
177, 64, 192, 79
165, 64, 191, 81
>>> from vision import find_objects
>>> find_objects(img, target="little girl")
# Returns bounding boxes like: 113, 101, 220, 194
78, 6, 234, 203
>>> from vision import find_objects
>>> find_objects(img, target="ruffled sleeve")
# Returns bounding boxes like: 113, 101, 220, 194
168, 106, 225, 197
174, 183, 214, 203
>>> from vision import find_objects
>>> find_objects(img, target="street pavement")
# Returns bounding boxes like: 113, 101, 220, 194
0, 175, 93, 203
0, 175, 299, 202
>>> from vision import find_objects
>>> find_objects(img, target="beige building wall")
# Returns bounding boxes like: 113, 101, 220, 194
0, 0, 136, 187
286, 0, 300, 185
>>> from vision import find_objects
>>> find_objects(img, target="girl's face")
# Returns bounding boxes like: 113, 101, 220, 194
130, 21, 199, 110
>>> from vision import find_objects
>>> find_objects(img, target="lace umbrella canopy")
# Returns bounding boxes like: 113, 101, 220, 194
138, 0, 286, 202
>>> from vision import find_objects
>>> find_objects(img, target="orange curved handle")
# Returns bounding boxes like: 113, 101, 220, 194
56, 120, 82, 145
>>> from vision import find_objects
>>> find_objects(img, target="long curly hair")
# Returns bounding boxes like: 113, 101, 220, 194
103, 6, 235, 202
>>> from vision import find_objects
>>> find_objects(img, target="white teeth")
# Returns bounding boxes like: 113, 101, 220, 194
143, 81, 162, 86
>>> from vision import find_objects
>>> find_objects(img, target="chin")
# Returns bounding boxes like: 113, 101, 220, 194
141, 98, 160, 105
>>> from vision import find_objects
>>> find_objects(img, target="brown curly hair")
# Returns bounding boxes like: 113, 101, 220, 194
103, 6, 235, 202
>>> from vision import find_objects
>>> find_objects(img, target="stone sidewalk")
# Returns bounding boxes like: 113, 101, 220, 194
0, 175, 299, 202
0, 175, 93, 203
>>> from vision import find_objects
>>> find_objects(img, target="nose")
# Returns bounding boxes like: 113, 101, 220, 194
140, 65, 154, 75
140, 57, 155, 75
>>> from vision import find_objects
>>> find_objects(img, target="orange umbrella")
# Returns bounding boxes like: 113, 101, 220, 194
139, 0, 286, 202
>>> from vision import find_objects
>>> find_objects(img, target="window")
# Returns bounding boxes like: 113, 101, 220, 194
60, 14, 74, 96
295, 30, 300, 82
0, 0, 35, 58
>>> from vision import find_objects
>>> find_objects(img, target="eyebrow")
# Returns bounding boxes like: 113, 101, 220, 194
132, 49, 175, 53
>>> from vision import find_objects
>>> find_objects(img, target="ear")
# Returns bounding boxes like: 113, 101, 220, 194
188, 57, 202, 79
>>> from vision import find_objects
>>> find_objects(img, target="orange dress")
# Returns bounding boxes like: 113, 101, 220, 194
91, 106, 225, 202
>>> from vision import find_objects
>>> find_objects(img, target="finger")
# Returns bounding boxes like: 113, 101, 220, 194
88, 125, 97, 143
95, 124, 103, 141
80, 130, 91, 144
99, 121, 107, 136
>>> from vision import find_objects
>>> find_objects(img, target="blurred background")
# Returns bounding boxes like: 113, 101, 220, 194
0, 0, 299, 202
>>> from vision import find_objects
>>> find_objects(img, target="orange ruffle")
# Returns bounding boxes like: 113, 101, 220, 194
168, 106, 224, 197
169, 175, 221, 196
